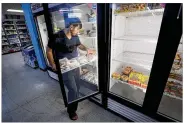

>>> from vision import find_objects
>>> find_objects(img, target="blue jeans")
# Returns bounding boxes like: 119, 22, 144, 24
62, 68, 80, 113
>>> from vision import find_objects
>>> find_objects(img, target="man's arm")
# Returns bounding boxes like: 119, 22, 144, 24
46, 47, 56, 71
78, 44, 96, 55
78, 44, 88, 51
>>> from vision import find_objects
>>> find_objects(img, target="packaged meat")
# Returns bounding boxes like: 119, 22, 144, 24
122, 66, 133, 75
68, 59, 80, 68
77, 56, 88, 65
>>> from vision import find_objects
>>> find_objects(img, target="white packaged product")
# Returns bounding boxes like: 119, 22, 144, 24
77, 56, 88, 65
59, 58, 70, 73
68, 58, 80, 69
87, 54, 96, 62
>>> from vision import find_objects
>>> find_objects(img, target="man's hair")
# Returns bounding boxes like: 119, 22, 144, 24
66, 18, 82, 29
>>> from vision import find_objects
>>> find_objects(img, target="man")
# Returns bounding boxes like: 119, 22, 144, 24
46, 18, 94, 120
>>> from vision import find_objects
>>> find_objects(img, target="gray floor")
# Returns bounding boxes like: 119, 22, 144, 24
2, 52, 127, 122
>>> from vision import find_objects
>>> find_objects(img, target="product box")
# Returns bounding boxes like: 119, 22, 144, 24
22, 45, 38, 68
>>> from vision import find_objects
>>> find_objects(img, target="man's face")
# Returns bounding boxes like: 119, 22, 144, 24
70, 25, 80, 36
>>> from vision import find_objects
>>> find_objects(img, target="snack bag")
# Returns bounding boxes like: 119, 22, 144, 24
112, 72, 121, 80
140, 75, 149, 88
128, 71, 142, 86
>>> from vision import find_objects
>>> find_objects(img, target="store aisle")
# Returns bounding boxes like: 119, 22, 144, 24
2, 52, 127, 122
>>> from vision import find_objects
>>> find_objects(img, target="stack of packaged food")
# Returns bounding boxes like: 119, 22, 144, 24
81, 71, 98, 85
59, 54, 97, 73
112, 66, 149, 89
165, 52, 182, 98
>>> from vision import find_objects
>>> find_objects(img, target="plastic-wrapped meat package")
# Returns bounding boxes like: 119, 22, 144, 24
87, 54, 97, 62
77, 56, 88, 65
59, 58, 70, 72
68, 58, 80, 69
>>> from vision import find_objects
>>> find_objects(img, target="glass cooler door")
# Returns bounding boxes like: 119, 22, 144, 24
48, 3, 99, 104
109, 3, 165, 105
157, 36, 183, 121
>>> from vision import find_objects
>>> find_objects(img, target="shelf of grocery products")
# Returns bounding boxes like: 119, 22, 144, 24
111, 77, 182, 100
114, 35, 158, 43
5, 29, 16, 31
20, 37, 29, 39
168, 78, 182, 85
115, 8, 164, 17
80, 71, 98, 85
2, 43, 9, 46
18, 28, 27, 30
3, 24, 14, 26
112, 55, 152, 72
8, 38, 19, 40
59, 55, 97, 74
7, 34, 17, 35
2, 39, 7, 41
10, 42, 21, 45
16, 24, 26, 26
22, 40, 30, 43
164, 92, 182, 100
111, 78, 146, 92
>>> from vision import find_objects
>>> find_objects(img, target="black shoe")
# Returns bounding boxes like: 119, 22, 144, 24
69, 112, 78, 120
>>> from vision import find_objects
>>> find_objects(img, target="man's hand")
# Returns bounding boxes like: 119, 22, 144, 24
51, 63, 57, 71
87, 49, 96, 55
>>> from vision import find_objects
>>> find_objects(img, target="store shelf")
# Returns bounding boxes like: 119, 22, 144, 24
19, 33, 27, 35
60, 56, 97, 74
168, 78, 182, 85
18, 28, 27, 30
10, 42, 21, 45
5, 29, 16, 31
16, 24, 26, 26
22, 41, 30, 43
3, 24, 14, 26
112, 51, 153, 71
115, 8, 164, 17
163, 92, 182, 100
20, 37, 29, 39
114, 35, 158, 43
2, 50, 20, 55
111, 78, 147, 92
7, 34, 17, 35
2, 43, 9, 46
2, 39, 7, 41
8, 38, 19, 40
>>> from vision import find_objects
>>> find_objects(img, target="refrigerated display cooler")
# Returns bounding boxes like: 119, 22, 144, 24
30, 3, 182, 122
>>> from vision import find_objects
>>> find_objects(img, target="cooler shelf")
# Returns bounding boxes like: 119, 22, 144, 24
115, 8, 164, 17
114, 35, 158, 43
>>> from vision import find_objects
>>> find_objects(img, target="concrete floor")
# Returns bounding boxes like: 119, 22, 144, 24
2, 52, 127, 122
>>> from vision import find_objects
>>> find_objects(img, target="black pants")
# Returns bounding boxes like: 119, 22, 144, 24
67, 102, 78, 114
63, 68, 80, 114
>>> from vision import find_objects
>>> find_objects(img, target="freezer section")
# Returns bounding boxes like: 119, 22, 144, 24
109, 3, 165, 105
